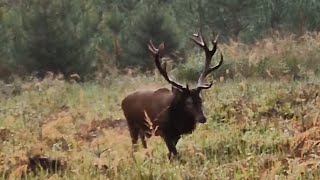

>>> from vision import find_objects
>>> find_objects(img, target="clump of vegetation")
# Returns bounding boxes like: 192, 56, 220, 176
0, 73, 319, 179
223, 32, 320, 79
2, 0, 320, 79
1, 1, 320, 178
175, 32, 320, 82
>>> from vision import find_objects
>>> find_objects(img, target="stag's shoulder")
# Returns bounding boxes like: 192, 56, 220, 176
153, 88, 171, 96
152, 88, 173, 108
122, 88, 171, 104
123, 89, 153, 98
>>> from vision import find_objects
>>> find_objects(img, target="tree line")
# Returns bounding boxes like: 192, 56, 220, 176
1, 0, 320, 79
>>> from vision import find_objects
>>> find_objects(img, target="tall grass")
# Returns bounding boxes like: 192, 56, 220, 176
1, 32, 320, 179
0, 74, 320, 179
176, 32, 320, 81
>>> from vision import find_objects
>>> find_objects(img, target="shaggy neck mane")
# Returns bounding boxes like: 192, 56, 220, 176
169, 102, 197, 135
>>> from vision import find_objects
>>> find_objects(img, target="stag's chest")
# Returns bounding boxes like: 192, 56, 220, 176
170, 115, 197, 135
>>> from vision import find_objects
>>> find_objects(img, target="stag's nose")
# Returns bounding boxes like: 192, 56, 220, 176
196, 116, 207, 123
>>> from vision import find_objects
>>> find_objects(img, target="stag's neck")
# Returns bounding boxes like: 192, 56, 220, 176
168, 107, 197, 135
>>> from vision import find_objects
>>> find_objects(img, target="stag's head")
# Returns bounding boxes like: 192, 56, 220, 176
147, 32, 223, 123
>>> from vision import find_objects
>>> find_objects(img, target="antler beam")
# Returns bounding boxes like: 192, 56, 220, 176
191, 32, 223, 90
147, 40, 184, 90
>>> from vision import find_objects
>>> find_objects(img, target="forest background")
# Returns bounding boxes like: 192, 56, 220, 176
1, 0, 320, 80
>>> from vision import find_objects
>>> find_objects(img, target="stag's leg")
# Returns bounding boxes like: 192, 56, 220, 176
163, 136, 178, 159
139, 130, 147, 148
127, 120, 139, 151
173, 136, 180, 146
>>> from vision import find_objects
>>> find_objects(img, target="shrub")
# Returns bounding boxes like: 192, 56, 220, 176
120, 2, 181, 70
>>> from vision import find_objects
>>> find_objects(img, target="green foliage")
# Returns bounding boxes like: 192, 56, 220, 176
175, 52, 208, 82
120, 2, 181, 69
107, 6, 123, 35
0, 0, 110, 78
1, 0, 320, 79
18, 0, 106, 76
0, 4, 23, 72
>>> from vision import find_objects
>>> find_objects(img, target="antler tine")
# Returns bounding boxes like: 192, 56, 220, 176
147, 40, 184, 90
194, 32, 223, 89
150, 39, 157, 49
197, 52, 224, 90
211, 33, 219, 54
148, 40, 157, 54
191, 32, 207, 48
202, 52, 223, 79
213, 33, 220, 44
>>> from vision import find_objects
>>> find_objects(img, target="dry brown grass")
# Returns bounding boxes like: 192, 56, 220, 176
211, 32, 320, 80
224, 32, 320, 64
1, 33, 320, 178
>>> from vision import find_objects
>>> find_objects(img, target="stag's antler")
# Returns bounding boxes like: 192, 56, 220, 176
191, 32, 223, 90
147, 40, 184, 90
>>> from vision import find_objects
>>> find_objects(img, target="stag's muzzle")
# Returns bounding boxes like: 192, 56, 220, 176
196, 116, 207, 123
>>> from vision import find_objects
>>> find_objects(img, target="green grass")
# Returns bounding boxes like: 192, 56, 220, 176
1, 75, 320, 179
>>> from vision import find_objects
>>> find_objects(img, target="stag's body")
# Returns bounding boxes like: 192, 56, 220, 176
122, 32, 223, 159
122, 87, 200, 156
121, 88, 174, 141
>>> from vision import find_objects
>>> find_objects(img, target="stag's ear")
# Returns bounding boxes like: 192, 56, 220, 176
195, 88, 202, 95
171, 86, 183, 95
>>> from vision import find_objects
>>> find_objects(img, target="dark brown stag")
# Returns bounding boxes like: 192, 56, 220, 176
121, 32, 223, 159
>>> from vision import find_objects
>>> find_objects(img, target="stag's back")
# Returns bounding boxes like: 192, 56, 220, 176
121, 88, 173, 125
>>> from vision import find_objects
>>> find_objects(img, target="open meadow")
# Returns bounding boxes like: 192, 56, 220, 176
0, 74, 320, 179
1, 33, 320, 179
2, 1, 320, 179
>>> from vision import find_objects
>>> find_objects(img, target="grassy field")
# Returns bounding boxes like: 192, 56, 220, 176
0, 73, 320, 179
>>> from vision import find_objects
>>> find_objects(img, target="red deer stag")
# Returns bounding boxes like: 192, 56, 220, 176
121, 32, 223, 159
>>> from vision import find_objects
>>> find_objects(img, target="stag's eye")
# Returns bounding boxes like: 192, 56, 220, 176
185, 98, 194, 107
186, 98, 193, 104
